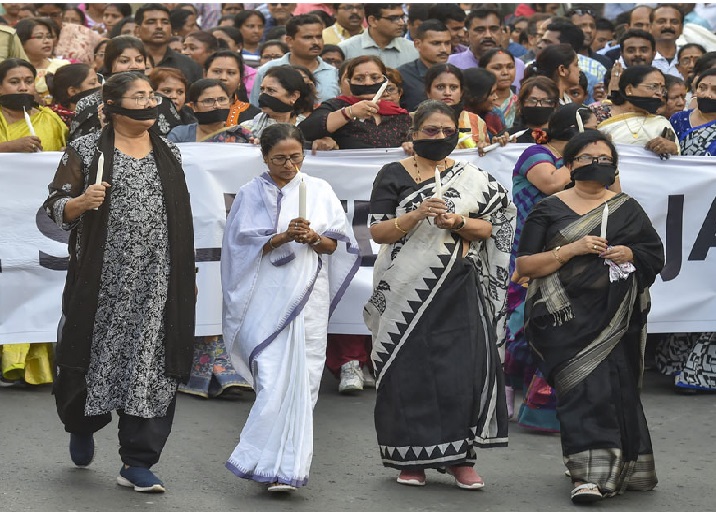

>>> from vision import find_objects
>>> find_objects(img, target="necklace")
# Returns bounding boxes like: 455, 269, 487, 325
412, 156, 448, 183
622, 115, 647, 139
546, 143, 562, 158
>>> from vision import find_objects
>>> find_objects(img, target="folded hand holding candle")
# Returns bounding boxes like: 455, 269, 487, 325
299, 177, 306, 219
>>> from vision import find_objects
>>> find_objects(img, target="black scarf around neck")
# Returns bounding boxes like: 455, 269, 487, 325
57, 126, 196, 381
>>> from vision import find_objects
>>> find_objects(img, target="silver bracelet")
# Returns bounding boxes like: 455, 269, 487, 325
310, 235, 322, 246
268, 236, 279, 249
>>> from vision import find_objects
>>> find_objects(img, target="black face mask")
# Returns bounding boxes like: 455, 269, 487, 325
626, 94, 664, 114
0, 93, 37, 111
194, 108, 230, 125
571, 163, 617, 186
258, 93, 294, 113
413, 132, 459, 161
104, 103, 159, 121
521, 106, 554, 127
697, 96, 716, 113
66, 86, 100, 106
349, 81, 384, 97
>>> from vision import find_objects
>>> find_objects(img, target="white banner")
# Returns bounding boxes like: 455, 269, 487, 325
1, 143, 715, 343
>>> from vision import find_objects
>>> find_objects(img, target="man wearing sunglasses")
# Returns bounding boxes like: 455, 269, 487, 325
264, 3, 296, 34
339, 4, 418, 69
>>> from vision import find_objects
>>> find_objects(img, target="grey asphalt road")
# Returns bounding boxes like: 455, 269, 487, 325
0, 370, 712, 512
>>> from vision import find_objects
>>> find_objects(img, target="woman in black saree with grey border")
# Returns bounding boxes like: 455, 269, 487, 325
364, 100, 515, 490
517, 131, 664, 504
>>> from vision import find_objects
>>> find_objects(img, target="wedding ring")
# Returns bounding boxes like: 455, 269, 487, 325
593, 244, 597, 250
428, 207, 432, 213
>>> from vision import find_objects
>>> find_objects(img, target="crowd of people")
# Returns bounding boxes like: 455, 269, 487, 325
0, 0, 714, 505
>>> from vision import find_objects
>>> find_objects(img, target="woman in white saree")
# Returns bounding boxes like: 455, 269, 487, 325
221, 123, 360, 492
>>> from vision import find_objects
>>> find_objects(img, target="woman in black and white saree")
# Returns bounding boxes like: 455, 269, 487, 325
364, 100, 515, 490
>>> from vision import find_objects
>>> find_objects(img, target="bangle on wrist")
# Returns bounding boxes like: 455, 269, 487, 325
394, 216, 409, 235
268, 236, 279, 250
347, 106, 355, 120
452, 215, 466, 232
340, 107, 350, 121
552, 245, 566, 264
310, 235, 322, 246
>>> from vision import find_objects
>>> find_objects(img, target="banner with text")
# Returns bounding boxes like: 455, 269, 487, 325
1, 144, 714, 343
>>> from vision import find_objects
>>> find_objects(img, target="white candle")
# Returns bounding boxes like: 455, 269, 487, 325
371, 78, 389, 103
23, 107, 36, 137
600, 203, 609, 239
434, 168, 442, 199
298, 177, 306, 219
95, 153, 104, 186
481, 129, 528, 153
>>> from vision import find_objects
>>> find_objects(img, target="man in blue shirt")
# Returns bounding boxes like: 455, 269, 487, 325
448, 8, 525, 91
397, 20, 451, 111
250, 14, 339, 106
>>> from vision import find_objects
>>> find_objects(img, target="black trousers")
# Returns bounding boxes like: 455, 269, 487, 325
54, 367, 176, 468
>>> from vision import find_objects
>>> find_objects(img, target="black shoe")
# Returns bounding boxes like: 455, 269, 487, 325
69, 433, 95, 467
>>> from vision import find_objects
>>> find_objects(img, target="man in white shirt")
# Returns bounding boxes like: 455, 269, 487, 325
650, 4, 684, 78
339, 4, 419, 69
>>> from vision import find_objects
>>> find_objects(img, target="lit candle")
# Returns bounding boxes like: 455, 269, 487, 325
95, 152, 104, 186
298, 177, 306, 219
23, 107, 36, 137
600, 203, 609, 239
434, 168, 442, 199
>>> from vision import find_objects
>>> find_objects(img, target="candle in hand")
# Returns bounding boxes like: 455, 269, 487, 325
298, 177, 306, 219
600, 203, 609, 239
434, 168, 442, 199
95, 153, 104, 186
23, 107, 36, 137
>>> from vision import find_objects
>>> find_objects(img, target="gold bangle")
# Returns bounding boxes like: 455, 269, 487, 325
552, 245, 566, 264
394, 217, 408, 235
452, 215, 466, 232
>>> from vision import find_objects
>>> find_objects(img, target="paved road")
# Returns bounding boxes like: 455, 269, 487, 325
0, 370, 712, 512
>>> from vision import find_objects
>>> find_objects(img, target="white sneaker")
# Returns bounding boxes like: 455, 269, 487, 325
339, 360, 364, 393
362, 366, 376, 389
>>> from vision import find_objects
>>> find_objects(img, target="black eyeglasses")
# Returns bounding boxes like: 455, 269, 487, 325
574, 155, 613, 165
380, 14, 407, 24
270, 153, 305, 166
523, 97, 558, 107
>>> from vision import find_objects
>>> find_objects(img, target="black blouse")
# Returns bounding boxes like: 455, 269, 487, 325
299, 98, 411, 149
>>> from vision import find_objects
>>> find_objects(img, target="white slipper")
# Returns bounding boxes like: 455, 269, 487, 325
267, 483, 296, 492
570, 483, 602, 504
